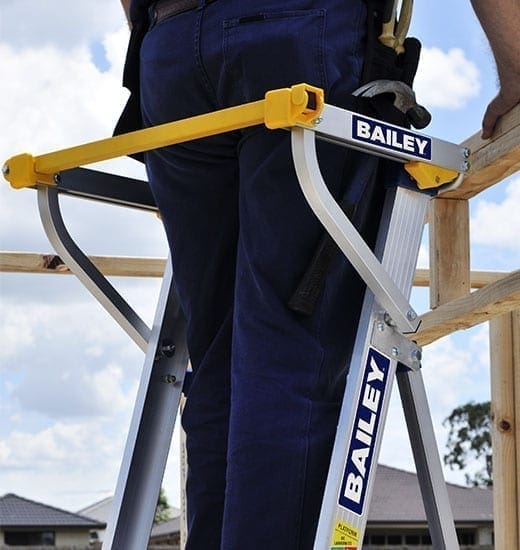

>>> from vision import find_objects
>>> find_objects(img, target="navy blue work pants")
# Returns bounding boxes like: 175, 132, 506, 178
139, 0, 383, 547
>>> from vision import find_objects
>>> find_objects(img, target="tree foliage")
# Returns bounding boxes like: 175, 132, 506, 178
443, 400, 492, 487
154, 486, 172, 524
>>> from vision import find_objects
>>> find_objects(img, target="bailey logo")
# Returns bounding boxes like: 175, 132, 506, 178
338, 347, 390, 515
352, 114, 432, 160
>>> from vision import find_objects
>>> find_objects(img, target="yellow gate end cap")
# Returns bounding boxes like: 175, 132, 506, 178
405, 161, 460, 190
264, 83, 324, 130
3, 153, 55, 189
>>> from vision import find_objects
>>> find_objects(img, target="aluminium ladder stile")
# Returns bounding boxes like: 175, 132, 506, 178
2, 84, 468, 549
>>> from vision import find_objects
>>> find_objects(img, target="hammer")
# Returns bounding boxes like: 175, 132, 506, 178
353, 79, 431, 129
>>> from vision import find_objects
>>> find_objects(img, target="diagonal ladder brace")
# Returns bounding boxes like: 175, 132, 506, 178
3, 83, 468, 549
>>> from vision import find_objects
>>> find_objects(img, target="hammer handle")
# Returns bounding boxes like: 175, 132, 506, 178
288, 201, 355, 316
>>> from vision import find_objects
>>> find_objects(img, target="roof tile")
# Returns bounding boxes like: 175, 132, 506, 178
0, 494, 106, 528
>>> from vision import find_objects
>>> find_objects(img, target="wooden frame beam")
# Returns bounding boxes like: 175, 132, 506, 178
445, 102, 520, 200
414, 268, 509, 289
415, 270, 520, 346
0, 251, 166, 278
0, 252, 511, 287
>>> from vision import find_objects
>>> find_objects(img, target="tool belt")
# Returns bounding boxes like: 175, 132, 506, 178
358, 0, 421, 126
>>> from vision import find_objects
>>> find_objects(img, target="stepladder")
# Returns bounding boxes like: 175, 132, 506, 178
3, 83, 468, 549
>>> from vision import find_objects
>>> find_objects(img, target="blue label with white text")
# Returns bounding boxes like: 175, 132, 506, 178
338, 347, 390, 515
352, 114, 432, 160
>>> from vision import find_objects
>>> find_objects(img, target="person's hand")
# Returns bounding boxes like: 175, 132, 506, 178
469, 0, 520, 139
481, 78, 520, 139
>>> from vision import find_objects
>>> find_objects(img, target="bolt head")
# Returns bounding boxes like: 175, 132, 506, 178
160, 340, 176, 358
407, 310, 417, 322
383, 313, 396, 327
391, 347, 399, 357
411, 348, 422, 362
2, 164, 9, 176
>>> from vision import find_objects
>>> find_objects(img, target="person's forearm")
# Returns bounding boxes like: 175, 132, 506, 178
471, 0, 520, 77
471, 0, 520, 137
120, 0, 131, 25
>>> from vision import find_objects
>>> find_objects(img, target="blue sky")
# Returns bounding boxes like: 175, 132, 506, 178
1, 0, 519, 516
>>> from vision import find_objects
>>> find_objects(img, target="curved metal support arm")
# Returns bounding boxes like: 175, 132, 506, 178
291, 127, 420, 333
37, 186, 151, 351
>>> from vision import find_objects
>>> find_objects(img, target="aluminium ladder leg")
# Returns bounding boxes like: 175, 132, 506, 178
102, 257, 188, 550
36, 179, 189, 550
291, 127, 459, 549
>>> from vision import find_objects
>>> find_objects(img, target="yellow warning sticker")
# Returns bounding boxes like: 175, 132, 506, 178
330, 519, 359, 548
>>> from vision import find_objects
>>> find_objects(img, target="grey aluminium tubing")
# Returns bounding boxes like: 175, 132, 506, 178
37, 185, 150, 351
103, 258, 189, 550
291, 127, 458, 549
291, 126, 420, 333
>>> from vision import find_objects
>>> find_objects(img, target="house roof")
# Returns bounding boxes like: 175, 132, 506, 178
77, 496, 113, 524
368, 465, 493, 523
0, 494, 106, 529
71, 464, 493, 537
78, 496, 182, 532
150, 515, 181, 539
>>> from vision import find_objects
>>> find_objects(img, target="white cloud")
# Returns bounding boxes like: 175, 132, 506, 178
13, 361, 136, 419
0, 28, 165, 255
0, 40, 127, 154
0, 1, 126, 50
0, 299, 146, 415
0, 420, 125, 507
471, 177, 520, 250
0, 416, 183, 511
416, 243, 429, 269
0, 2, 176, 515
0, 307, 35, 361
0, 290, 182, 510
414, 47, 481, 109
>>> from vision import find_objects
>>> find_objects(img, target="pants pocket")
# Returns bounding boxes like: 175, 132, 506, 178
222, 9, 327, 104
